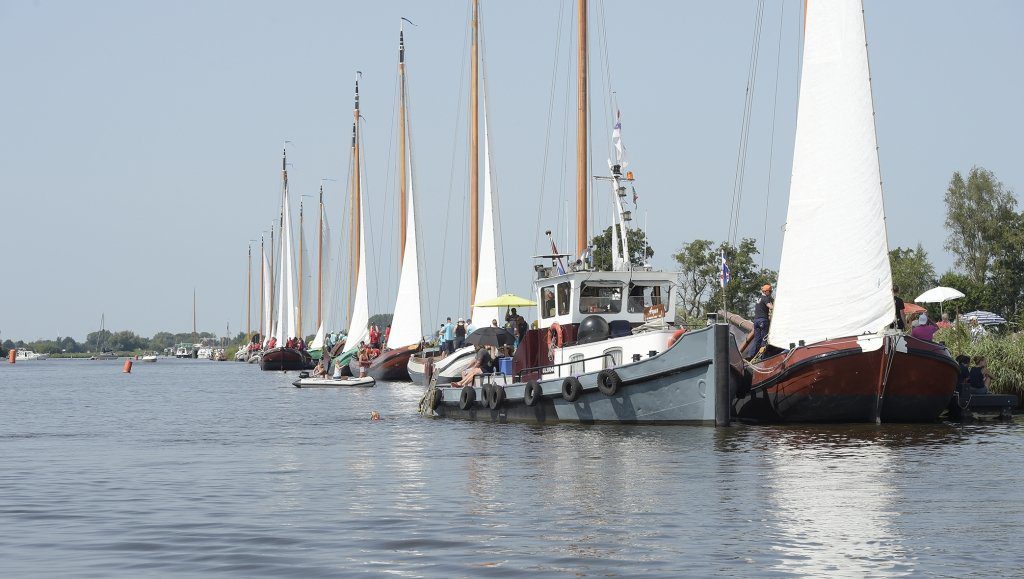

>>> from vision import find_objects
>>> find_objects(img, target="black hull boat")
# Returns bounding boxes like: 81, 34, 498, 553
259, 347, 312, 371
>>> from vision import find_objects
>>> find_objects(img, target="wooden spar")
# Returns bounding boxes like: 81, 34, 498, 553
317, 184, 323, 330
192, 288, 197, 342
247, 244, 252, 342
269, 223, 275, 324
576, 0, 588, 256
398, 25, 408, 266
468, 0, 480, 304
297, 199, 304, 340
259, 236, 265, 339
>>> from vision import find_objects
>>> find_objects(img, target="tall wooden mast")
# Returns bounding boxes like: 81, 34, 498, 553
297, 199, 304, 340
246, 244, 252, 342
259, 236, 265, 339
398, 24, 408, 266
317, 183, 324, 330
348, 75, 361, 319
468, 0, 480, 303
192, 288, 197, 342
576, 0, 589, 256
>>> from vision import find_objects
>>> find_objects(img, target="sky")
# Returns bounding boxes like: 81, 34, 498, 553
1, 0, 1022, 342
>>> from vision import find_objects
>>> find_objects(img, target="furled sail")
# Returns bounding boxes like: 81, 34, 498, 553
471, 91, 500, 324
261, 246, 272, 342
387, 157, 424, 348
768, 0, 893, 348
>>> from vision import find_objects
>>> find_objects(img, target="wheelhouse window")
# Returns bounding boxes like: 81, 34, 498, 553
579, 282, 623, 314
540, 285, 556, 319
557, 282, 571, 316
569, 353, 585, 375
627, 282, 672, 314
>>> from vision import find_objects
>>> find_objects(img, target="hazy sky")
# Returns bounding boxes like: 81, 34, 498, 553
2, 0, 1021, 342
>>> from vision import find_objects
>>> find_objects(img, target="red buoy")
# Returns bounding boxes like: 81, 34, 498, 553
8, 349, 15, 364
123, 358, 133, 373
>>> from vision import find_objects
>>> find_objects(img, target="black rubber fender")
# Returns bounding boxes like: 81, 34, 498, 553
524, 380, 542, 407
429, 388, 443, 410
596, 369, 622, 396
459, 386, 476, 410
562, 376, 582, 402
482, 384, 495, 408
489, 384, 506, 410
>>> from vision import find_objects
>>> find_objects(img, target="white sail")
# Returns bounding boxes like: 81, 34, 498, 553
262, 246, 272, 342
298, 208, 312, 339
471, 91, 501, 324
310, 323, 326, 350
345, 201, 370, 349
388, 155, 424, 349
274, 186, 297, 344
768, 0, 893, 349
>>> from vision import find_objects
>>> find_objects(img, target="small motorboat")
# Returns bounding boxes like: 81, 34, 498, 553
140, 354, 158, 363
292, 374, 375, 388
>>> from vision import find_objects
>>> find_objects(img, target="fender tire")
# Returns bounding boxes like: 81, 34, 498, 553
429, 388, 443, 411
597, 369, 622, 396
459, 386, 476, 410
524, 380, 542, 407
562, 376, 582, 402
489, 385, 506, 410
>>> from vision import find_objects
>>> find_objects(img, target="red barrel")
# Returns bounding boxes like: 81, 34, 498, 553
123, 358, 133, 373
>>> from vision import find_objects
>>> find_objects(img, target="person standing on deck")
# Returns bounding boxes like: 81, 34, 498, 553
442, 317, 455, 354
454, 318, 467, 350
746, 284, 774, 359
893, 285, 906, 331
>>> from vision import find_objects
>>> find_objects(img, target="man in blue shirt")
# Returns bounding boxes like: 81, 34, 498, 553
442, 317, 455, 354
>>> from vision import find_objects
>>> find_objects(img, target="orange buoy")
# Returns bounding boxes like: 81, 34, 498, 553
667, 328, 687, 349
123, 358, 133, 373
8, 349, 15, 364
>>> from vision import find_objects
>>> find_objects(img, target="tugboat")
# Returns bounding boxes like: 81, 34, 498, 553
733, 0, 957, 423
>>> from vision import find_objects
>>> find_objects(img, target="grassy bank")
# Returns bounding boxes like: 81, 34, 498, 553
934, 325, 1024, 398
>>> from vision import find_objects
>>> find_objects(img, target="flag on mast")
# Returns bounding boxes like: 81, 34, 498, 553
612, 109, 629, 168
719, 251, 730, 288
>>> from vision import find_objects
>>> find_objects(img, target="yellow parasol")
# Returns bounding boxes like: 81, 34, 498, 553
471, 293, 537, 308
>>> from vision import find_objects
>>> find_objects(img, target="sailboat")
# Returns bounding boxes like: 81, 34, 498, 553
261, 147, 313, 371
422, 0, 740, 424
353, 22, 424, 382
734, 0, 957, 422
408, 1, 503, 385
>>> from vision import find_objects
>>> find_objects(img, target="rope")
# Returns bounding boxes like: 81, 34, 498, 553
478, 19, 508, 294
760, 0, 786, 270
434, 0, 472, 325
532, 0, 569, 255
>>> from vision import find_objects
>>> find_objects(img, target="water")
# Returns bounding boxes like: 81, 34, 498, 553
2, 358, 1022, 577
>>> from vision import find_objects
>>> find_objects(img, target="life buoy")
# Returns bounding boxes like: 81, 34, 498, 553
562, 376, 582, 402
597, 369, 622, 396
459, 386, 476, 410
489, 385, 506, 410
546, 323, 564, 361
524, 380, 542, 407
667, 328, 686, 349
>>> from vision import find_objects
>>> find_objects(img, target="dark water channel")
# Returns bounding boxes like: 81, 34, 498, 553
2, 359, 1021, 576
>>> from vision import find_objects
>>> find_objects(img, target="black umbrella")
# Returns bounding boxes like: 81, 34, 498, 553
467, 327, 515, 348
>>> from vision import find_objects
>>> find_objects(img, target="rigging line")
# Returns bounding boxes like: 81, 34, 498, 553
760, 0, 786, 270
556, 2, 574, 250
435, 0, 472, 324
357, 116, 382, 315
380, 58, 401, 304
596, 0, 615, 170
727, 0, 766, 245
533, 0, 569, 255
405, 71, 428, 336
337, 152, 354, 329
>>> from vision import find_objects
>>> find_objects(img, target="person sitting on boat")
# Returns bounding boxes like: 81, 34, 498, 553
911, 314, 939, 341
455, 345, 496, 387
312, 361, 327, 378
505, 307, 519, 329
968, 355, 990, 393
332, 358, 343, 379
893, 285, 906, 331
266, 336, 277, 349
745, 284, 774, 359
368, 326, 380, 349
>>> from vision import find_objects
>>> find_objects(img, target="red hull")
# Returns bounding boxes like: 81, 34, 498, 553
739, 334, 957, 423
348, 346, 416, 382
259, 348, 312, 371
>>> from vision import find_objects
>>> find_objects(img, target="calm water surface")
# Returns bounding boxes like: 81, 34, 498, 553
2, 359, 1022, 577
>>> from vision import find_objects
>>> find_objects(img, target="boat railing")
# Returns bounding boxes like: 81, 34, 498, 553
513, 352, 617, 383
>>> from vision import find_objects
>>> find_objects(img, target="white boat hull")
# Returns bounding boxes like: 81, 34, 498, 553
292, 376, 375, 388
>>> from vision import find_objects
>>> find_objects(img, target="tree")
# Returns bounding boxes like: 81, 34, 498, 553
591, 225, 654, 271
889, 244, 936, 303
673, 237, 777, 321
989, 211, 1024, 320
944, 166, 1017, 283
937, 271, 992, 316
368, 313, 393, 329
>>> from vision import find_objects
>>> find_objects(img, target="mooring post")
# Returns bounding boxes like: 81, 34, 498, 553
714, 323, 731, 427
